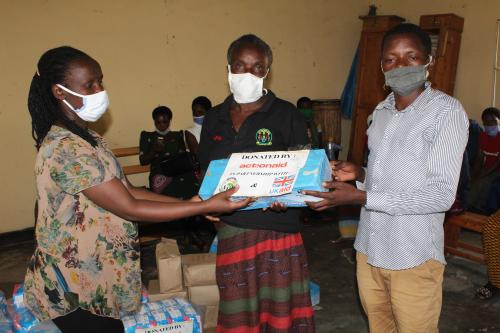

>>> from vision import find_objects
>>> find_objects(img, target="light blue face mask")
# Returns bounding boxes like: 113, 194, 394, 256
193, 115, 204, 125
484, 125, 499, 137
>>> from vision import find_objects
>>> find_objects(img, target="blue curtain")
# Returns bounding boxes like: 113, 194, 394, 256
340, 47, 359, 119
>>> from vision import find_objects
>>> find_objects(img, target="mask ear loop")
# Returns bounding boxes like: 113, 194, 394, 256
263, 68, 270, 95
424, 55, 433, 79
380, 62, 388, 90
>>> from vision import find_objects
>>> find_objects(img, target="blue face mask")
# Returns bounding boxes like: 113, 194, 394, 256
194, 116, 204, 125
484, 125, 499, 137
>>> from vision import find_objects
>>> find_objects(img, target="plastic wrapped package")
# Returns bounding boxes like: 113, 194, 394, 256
199, 149, 331, 210
121, 298, 202, 333
0, 290, 14, 333
10, 284, 39, 332
7, 285, 61, 333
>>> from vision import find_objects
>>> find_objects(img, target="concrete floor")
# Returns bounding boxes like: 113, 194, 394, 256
1, 215, 499, 332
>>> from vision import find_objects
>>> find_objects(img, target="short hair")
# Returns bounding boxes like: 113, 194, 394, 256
482, 107, 500, 120
296, 97, 312, 107
227, 34, 273, 67
191, 96, 212, 113
382, 23, 432, 56
152, 106, 172, 120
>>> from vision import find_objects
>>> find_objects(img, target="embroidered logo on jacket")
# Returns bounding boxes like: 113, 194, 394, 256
256, 128, 272, 146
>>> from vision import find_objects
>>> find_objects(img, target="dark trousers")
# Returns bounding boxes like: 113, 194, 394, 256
53, 308, 124, 333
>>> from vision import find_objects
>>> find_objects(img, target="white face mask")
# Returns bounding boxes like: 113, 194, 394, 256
227, 64, 268, 104
156, 128, 169, 136
56, 84, 109, 122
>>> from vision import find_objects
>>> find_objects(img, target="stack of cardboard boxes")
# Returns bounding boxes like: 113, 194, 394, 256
149, 238, 219, 331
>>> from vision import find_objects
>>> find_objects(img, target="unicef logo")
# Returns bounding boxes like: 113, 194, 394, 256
219, 177, 238, 192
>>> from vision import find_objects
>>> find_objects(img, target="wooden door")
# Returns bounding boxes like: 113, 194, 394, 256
348, 15, 405, 165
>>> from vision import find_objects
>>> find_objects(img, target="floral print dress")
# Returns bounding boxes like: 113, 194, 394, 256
24, 125, 141, 320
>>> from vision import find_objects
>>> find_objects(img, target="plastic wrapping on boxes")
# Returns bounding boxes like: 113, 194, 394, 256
199, 149, 331, 210
181, 254, 216, 287
121, 298, 201, 333
309, 281, 320, 306
8, 284, 61, 333
156, 238, 183, 293
0, 290, 14, 333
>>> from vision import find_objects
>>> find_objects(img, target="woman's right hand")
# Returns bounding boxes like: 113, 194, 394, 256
204, 186, 253, 214
331, 160, 365, 182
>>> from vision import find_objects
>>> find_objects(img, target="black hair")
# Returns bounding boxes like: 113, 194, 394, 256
382, 23, 432, 56
227, 34, 273, 67
482, 107, 500, 120
28, 46, 98, 150
191, 96, 212, 114
296, 97, 312, 108
152, 106, 172, 120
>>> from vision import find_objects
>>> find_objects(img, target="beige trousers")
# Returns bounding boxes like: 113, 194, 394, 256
356, 252, 445, 333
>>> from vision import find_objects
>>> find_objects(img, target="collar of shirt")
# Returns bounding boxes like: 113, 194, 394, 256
216, 90, 277, 119
376, 81, 433, 115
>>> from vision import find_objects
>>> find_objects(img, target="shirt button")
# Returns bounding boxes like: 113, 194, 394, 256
383, 135, 388, 139
370, 232, 375, 236
375, 160, 380, 164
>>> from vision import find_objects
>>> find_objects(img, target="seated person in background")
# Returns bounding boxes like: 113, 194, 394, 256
140, 106, 199, 199
297, 96, 320, 148
185, 96, 212, 156
468, 107, 500, 215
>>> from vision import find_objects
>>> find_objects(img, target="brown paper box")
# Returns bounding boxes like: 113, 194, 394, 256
155, 238, 183, 293
181, 253, 216, 286
147, 279, 188, 302
187, 284, 220, 305
203, 304, 219, 330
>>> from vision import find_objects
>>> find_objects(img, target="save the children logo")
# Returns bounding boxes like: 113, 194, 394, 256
219, 177, 238, 192
255, 128, 272, 146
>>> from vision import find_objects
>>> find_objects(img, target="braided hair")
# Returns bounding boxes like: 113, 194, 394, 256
28, 46, 98, 150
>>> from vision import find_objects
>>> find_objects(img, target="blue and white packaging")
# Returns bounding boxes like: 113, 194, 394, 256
121, 298, 201, 333
199, 149, 331, 210
309, 281, 320, 307
7, 285, 60, 333
0, 290, 14, 333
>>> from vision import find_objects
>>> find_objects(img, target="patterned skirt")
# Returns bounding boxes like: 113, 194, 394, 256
484, 211, 500, 287
216, 223, 315, 333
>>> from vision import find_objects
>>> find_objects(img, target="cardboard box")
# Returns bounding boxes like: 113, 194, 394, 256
155, 238, 183, 293
181, 253, 216, 286
147, 279, 188, 302
202, 304, 219, 330
199, 149, 331, 210
187, 285, 219, 306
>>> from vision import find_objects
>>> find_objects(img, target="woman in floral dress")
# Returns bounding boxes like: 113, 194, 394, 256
24, 46, 251, 333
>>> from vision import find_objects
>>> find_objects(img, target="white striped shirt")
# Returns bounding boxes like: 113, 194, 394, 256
354, 83, 469, 270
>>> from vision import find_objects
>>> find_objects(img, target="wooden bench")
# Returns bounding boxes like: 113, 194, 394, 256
112, 146, 150, 176
444, 211, 488, 263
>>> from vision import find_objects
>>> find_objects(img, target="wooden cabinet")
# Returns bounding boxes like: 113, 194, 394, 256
419, 14, 464, 96
347, 15, 405, 165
